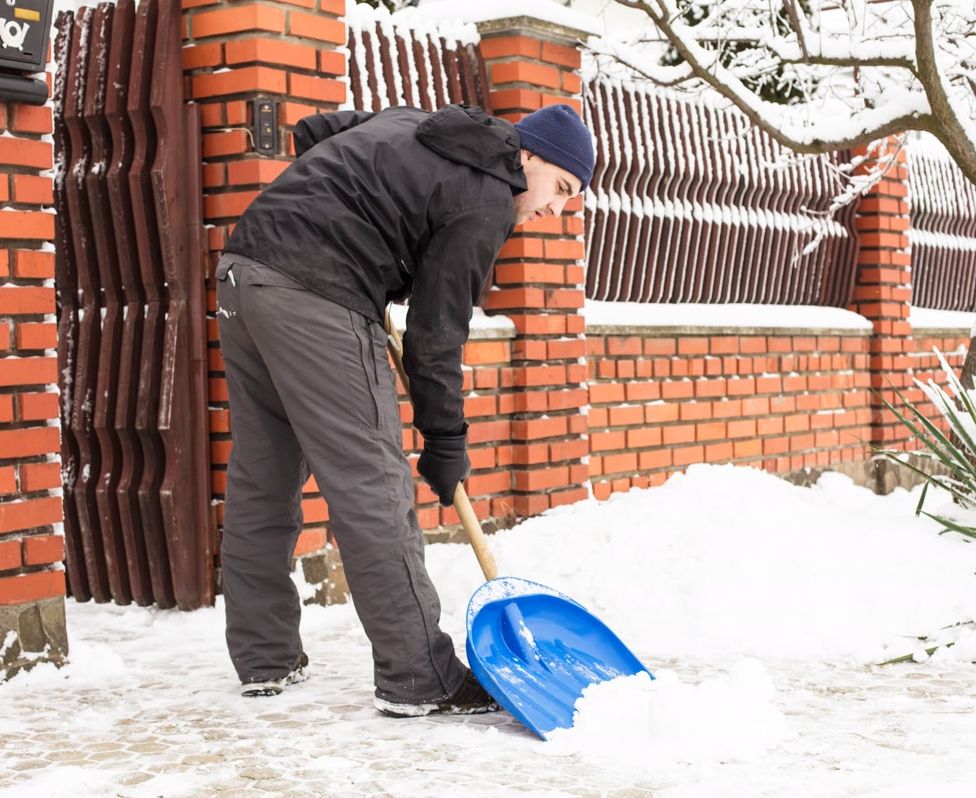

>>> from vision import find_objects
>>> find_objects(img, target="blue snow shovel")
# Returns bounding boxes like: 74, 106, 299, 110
385, 310, 653, 739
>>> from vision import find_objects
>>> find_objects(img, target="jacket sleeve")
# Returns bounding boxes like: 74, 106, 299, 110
293, 110, 378, 157
403, 204, 514, 438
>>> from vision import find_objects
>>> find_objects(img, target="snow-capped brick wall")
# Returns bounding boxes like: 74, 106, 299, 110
0, 89, 69, 679
850, 142, 917, 452
479, 14, 594, 519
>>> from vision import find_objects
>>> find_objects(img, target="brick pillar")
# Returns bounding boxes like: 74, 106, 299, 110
477, 17, 592, 517
848, 141, 914, 459
181, 1, 346, 559
1, 94, 69, 679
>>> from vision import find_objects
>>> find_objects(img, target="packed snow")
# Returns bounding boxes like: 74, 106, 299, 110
1, 465, 975, 796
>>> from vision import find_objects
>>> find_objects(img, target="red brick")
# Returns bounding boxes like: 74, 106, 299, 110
479, 35, 541, 60
182, 42, 223, 70
289, 73, 345, 104
288, 11, 345, 43
541, 41, 581, 69
191, 5, 285, 37
0, 210, 55, 240
18, 462, 60, 493
0, 570, 65, 604
0, 138, 52, 169
0, 538, 20, 570
15, 322, 56, 351
0, 496, 62, 534
10, 105, 52, 135
226, 37, 317, 70
0, 427, 60, 459
192, 67, 287, 99
17, 392, 60, 421
12, 174, 53, 205
489, 89, 543, 112
0, 466, 15, 495
492, 60, 561, 90
22, 534, 64, 566
0, 357, 58, 388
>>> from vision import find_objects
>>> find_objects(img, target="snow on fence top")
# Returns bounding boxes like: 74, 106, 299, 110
581, 59, 860, 308
345, 2, 489, 114
907, 139, 976, 313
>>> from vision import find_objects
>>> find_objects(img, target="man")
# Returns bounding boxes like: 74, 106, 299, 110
215, 102, 594, 716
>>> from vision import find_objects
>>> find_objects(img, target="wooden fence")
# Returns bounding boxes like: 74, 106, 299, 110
908, 147, 976, 312
346, 10, 491, 113
53, 0, 211, 610
582, 76, 859, 306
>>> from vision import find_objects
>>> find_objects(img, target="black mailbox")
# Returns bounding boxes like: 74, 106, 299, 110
0, 0, 52, 105
0, 0, 52, 73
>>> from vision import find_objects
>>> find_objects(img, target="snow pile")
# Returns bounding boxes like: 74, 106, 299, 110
546, 662, 787, 767
430, 465, 976, 664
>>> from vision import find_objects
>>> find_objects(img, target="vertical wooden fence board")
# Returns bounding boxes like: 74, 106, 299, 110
105, 0, 154, 606
52, 11, 89, 603
150, 0, 213, 610
85, 3, 131, 605
127, 0, 175, 609
64, 7, 111, 603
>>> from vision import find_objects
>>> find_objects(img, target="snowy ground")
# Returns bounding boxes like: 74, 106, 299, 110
2, 465, 975, 797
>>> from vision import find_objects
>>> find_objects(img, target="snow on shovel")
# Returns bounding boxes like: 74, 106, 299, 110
385, 309, 653, 739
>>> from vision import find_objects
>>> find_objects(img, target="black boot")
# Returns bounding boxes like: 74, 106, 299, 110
373, 668, 499, 717
241, 653, 310, 697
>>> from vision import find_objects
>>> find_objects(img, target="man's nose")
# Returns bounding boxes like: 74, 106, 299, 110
549, 197, 568, 217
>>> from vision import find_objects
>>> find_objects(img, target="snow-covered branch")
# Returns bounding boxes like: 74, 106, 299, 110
609, 0, 976, 185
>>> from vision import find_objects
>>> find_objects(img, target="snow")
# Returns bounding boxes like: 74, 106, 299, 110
584, 300, 873, 330
909, 306, 976, 331
388, 304, 516, 339
414, 0, 601, 35
2, 466, 976, 795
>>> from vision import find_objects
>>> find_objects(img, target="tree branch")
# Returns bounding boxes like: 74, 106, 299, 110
911, 0, 976, 185
782, 0, 809, 60
609, 0, 937, 154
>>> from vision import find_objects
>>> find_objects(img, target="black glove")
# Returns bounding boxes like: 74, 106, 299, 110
418, 430, 471, 506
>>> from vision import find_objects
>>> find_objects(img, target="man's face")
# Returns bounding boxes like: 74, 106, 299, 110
513, 150, 583, 226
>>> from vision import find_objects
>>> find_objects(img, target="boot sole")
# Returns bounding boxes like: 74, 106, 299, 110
373, 695, 500, 717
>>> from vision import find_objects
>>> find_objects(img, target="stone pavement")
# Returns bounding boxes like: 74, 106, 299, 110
0, 600, 974, 797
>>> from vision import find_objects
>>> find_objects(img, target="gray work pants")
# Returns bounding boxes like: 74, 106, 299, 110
215, 253, 466, 701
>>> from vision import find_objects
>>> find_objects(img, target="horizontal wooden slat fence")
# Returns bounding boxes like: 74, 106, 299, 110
346, 9, 491, 114
908, 148, 976, 311
582, 76, 859, 307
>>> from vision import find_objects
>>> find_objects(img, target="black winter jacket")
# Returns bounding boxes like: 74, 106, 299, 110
225, 105, 527, 437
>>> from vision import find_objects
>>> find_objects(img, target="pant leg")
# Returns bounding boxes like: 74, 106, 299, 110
236, 258, 467, 702
216, 255, 306, 683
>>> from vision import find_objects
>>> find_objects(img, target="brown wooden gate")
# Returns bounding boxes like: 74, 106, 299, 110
52, 0, 212, 610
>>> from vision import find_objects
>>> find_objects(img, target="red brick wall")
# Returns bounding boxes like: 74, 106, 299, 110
586, 329, 872, 497
479, 24, 591, 516
0, 93, 66, 609
182, 0, 347, 557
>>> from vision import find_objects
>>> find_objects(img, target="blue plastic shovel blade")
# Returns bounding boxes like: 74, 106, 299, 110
465, 576, 653, 740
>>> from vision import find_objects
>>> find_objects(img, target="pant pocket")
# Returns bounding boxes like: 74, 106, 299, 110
350, 311, 385, 431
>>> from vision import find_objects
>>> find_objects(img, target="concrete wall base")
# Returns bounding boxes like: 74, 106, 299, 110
0, 597, 69, 683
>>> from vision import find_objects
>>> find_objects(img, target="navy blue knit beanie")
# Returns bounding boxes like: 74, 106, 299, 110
514, 104, 595, 190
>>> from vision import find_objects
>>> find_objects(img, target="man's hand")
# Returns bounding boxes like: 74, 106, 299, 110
418, 431, 471, 506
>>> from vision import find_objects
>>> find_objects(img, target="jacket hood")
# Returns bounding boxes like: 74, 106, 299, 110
416, 104, 527, 192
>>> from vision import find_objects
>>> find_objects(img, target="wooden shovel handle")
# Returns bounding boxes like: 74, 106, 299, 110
384, 308, 499, 582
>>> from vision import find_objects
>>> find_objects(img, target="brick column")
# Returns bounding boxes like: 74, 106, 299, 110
181, 0, 346, 564
1, 94, 69, 679
477, 17, 592, 516
848, 142, 915, 459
